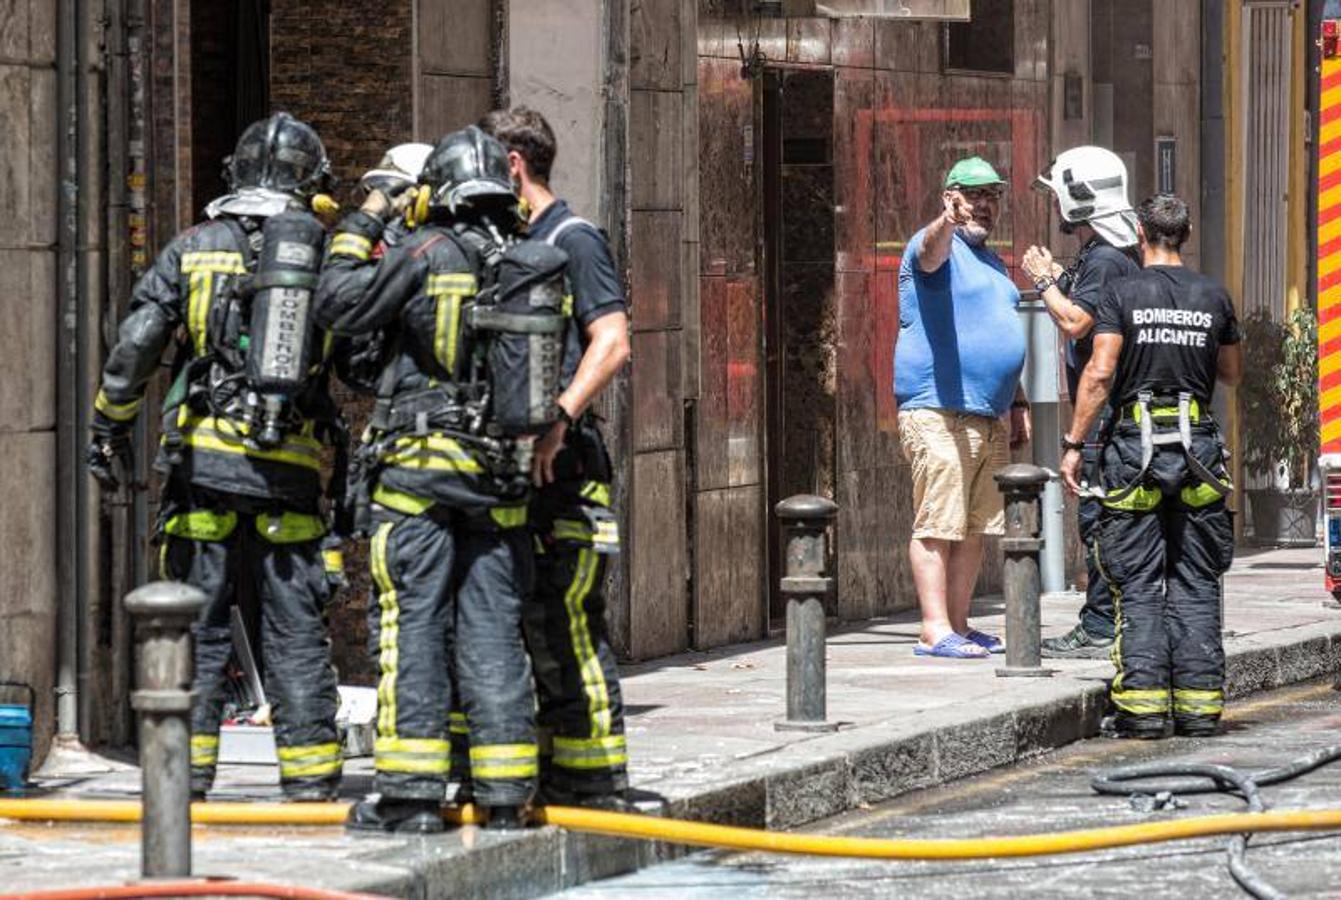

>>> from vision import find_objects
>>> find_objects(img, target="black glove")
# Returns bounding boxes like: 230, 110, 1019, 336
87, 424, 134, 492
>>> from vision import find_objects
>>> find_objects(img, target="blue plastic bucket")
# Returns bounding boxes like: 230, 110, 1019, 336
0, 683, 34, 791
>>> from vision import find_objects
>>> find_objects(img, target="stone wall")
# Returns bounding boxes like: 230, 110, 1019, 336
0, 0, 59, 756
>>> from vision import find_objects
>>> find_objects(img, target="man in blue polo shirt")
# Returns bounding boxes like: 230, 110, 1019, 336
897, 156, 1030, 659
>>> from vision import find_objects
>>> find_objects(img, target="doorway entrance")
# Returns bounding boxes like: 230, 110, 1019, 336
760, 65, 837, 624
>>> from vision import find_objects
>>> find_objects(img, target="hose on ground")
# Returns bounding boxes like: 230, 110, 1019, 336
1091, 745, 1341, 900
1, 798, 1341, 862
8, 881, 389, 900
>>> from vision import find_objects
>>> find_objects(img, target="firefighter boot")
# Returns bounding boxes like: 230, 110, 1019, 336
346, 797, 445, 834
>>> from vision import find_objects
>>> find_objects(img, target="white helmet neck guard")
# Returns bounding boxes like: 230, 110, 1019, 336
1035, 146, 1138, 248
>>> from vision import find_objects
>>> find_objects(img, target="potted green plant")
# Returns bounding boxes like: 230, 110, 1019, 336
1239, 307, 1320, 546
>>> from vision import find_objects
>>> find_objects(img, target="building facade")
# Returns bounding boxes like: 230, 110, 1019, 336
1, 0, 1311, 762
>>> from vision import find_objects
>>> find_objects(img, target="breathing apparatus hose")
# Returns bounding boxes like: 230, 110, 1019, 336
0, 799, 1340, 864
1091, 745, 1341, 900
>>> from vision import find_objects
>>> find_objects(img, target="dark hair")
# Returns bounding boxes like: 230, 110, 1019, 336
478, 107, 557, 183
1137, 194, 1191, 251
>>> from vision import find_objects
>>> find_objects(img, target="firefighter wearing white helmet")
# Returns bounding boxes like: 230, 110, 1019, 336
1022, 146, 1142, 659
360, 142, 435, 243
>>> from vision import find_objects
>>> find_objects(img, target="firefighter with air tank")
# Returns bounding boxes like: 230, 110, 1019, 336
317, 126, 569, 832
87, 112, 346, 801
1061, 194, 1242, 740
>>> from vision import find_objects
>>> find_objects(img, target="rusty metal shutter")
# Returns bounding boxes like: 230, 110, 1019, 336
1241, 1, 1293, 319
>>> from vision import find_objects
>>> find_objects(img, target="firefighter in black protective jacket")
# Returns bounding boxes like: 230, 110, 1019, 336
1022, 147, 1142, 658
1060, 194, 1243, 740
87, 112, 345, 800
479, 107, 634, 809
317, 127, 554, 833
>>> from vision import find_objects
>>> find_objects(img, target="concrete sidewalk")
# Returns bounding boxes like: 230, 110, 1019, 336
3, 547, 1339, 899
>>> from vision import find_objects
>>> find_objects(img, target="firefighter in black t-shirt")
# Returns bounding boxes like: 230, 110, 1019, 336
1023, 146, 1142, 658
1060, 194, 1243, 740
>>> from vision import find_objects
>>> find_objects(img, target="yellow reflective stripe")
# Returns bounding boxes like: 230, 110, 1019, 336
383, 435, 484, 473
426, 273, 477, 293
469, 743, 539, 779
376, 736, 451, 755
1131, 399, 1201, 424
426, 274, 475, 376
95, 389, 143, 422
178, 415, 323, 471
371, 483, 436, 516
281, 758, 343, 778
190, 734, 219, 766
277, 742, 343, 778
1173, 688, 1224, 714
490, 505, 528, 528
469, 744, 537, 760
374, 737, 451, 774
433, 292, 463, 375
181, 251, 247, 273
579, 481, 611, 507
322, 548, 344, 573
187, 270, 213, 356
565, 549, 612, 738
552, 518, 593, 544
164, 509, 238, 542
375, 755, 450, 775
158, 543, 169, 579
372, 523, 400, 739
448, 712, 469, 736
552, 734, 627, 770
329, 233, 372, 260
562, 294, 574, 317
180, 251, 245, 356
277, 743, 340, 766
1094, 542, 1126, 691
1112, 688, 1171, 715
1180, 481, 1229, 508
255, 511, 326, 544
1102, 486, 1162, 512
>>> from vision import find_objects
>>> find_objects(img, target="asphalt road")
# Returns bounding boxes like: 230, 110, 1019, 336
557, 679, 1341, 899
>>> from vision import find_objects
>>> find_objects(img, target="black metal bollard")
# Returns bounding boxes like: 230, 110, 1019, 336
775, 495, 840, 732
993, 465, 1054, 678
124, 581, 206, 878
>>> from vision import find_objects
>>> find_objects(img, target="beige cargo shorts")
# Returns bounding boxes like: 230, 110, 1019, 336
897, 407, 1008, 540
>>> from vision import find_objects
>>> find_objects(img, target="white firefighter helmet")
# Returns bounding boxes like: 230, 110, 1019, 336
1034, 146, 1138, 248
360, 142, 434, 196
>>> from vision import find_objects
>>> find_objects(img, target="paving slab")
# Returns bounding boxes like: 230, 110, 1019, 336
2, 547, 1339, 899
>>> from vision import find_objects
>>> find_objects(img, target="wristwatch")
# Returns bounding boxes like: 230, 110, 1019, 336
1032, 276, 1056, 292
1060, 435, 1085, 452
556, 405, 577, 429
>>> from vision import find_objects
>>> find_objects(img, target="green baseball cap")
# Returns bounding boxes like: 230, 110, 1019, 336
944, 156, 1006, 189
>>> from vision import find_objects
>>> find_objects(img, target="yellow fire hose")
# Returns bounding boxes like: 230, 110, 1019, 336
1, 799, 1340, 861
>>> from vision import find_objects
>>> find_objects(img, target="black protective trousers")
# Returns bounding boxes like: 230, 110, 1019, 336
160, 493, 341, 799
368, 503, 537, 806
1094, 424, 1235, 726
524, 423, 628, 796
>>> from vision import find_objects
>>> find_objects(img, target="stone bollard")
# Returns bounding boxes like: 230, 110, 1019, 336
124, 581, 206, 879
993, 465, 1054, 678
774, 495, 840, 733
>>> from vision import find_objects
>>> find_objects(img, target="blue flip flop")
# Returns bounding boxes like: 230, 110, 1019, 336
963, 629, 1005, 654
914, 633, 990, 659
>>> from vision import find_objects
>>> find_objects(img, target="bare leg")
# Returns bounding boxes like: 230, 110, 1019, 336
947, 532, 984, 633
910, 537, 952, 645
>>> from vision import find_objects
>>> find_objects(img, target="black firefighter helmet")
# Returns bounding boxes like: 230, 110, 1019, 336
420, 126, 516, 216
224, 112, 333, 198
